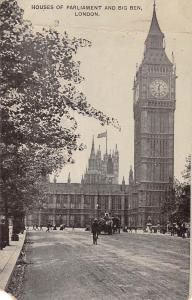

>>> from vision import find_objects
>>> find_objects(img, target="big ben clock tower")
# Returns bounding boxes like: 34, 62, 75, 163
132, 2, 176, 226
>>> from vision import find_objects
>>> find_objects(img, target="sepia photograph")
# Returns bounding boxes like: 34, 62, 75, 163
0, 0, 191, 299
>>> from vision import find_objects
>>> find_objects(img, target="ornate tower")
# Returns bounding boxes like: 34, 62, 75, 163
129, 166, 134, 185
84, 137, 97, 184
67, 172, 71, 184
84, 139, 119, 184
113, 144, 119, 184
133, 3, 176, 226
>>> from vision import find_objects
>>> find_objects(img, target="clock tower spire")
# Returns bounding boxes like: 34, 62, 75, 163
130, 2, 176, 228
145, 0, 164, 50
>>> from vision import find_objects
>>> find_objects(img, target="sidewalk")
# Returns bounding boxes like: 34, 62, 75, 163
0, 231, 26, 290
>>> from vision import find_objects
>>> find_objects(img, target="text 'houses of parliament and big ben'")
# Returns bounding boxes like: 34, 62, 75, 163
28, 3, 176, 228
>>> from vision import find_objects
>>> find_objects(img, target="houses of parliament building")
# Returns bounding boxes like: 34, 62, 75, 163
29, 3, 176, 228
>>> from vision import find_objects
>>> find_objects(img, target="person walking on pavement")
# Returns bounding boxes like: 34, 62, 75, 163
181, 223, 186, 238
46, 223, 51, 232
92, 219, 99, 245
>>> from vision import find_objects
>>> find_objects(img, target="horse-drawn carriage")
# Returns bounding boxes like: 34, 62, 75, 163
97, 216, 121, 235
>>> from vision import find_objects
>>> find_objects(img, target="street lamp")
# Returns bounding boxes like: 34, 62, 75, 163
96, 203, 99, 219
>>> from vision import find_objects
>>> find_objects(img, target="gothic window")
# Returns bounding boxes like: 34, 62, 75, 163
112, 196, 121, 210
160, 140, 162, 156
70, 194, 81, 209
160, 163, 164, 181
149, 193, 152, 206
165, 141, 168, 156
90, 196, 95, 209
147, 163, 151, 181
48, 196, 54, 208
70, 195, 75, 208
60, 195, 68, 208
56, 195, 61, 208
98, 195, 109, 211
74, 215, 81, 227
84, 195, 90, 206
69, 215, 74, 226
153, 162, 155, 181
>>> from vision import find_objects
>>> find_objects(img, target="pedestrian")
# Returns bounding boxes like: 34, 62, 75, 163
46, 223, 50, 232
92, 219, 99, 245
72, 224, 75, 231
181, 223, 186, 238
170, 224, 175, 236
60, 224, 64, 230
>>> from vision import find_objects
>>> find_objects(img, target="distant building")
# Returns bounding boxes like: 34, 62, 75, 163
27, 141, 128, 227
83, 137, 119, 185
27, 3, 175, 228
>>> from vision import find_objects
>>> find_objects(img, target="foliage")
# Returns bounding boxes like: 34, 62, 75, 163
160, 177, 176, 223
181, 154, 191, 185
175, 155, 191, 222
160, 156, 191, 223
0, 0, 120, 216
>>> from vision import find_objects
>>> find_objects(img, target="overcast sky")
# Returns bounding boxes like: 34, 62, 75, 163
19, 0, 192, 183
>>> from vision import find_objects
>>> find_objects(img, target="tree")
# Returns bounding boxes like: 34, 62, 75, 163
175, 155, 191, 223
160, 177, 176, 224
0, 0, 120, 239
160, 156, 191, 224
181, 154, 191, 185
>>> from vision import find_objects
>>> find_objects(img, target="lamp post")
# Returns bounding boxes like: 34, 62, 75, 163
96, 191, 100, 219
4, 195, 9, 246
96, 203, 99, 219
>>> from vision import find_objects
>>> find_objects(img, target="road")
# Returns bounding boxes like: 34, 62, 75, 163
21, 229, 190, 300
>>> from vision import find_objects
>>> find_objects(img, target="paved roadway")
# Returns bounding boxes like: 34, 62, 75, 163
21, 229, 189, 300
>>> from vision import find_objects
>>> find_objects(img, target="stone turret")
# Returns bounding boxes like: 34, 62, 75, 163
129, 166, 134, 185
67, 172, 71, 184
113, 144, 119, 184
83, 139, 119, 184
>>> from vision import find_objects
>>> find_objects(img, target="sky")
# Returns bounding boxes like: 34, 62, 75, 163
19, 0, 192, 183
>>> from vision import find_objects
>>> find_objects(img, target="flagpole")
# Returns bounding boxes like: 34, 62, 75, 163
106, 130, 108, 154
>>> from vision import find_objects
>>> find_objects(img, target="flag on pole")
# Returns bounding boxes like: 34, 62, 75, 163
97, 131, 107, 138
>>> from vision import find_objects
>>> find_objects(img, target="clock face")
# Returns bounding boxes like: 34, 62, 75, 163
150, 79, 168, 98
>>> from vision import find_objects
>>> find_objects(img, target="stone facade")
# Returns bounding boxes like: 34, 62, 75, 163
83, 138, 119, 185
129, 3, 176, 227
29, 182, 128, 228
27, 141, 127, 227
27, 4, 175, 229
